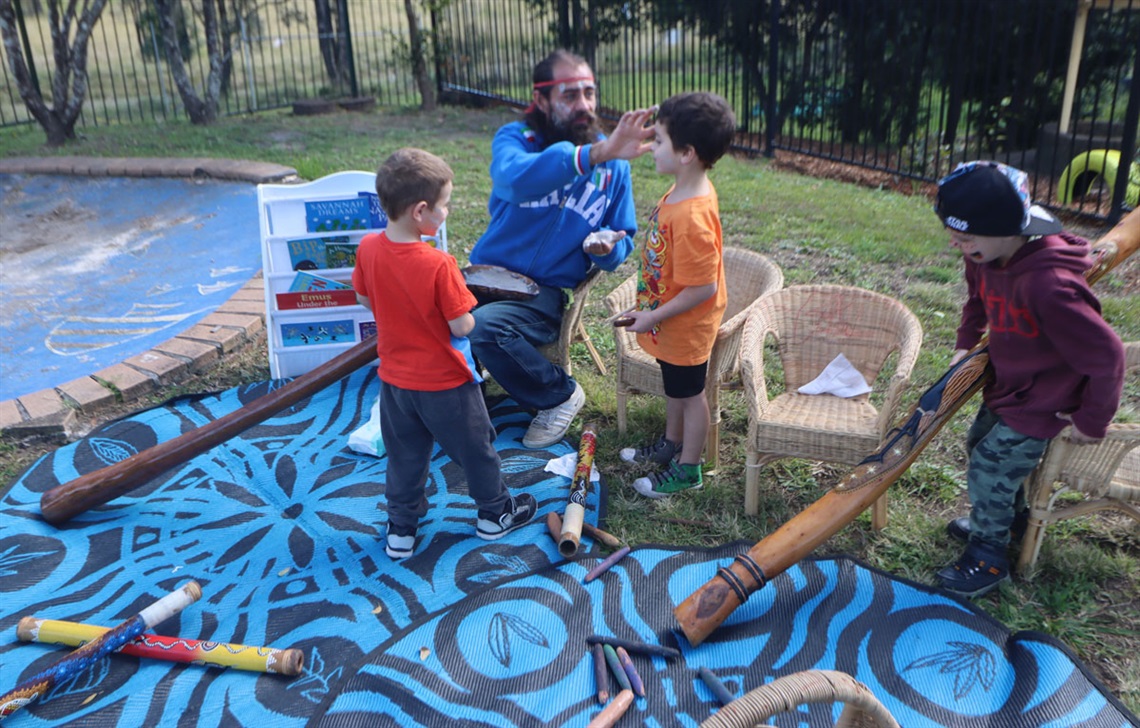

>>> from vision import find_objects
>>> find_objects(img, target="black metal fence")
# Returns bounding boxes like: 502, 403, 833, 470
3, 0, 1137, 219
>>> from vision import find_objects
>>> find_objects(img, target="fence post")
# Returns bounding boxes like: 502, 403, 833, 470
336, 0, 359, 98
1107, 50, 1140, 227
764, 0, 780, 157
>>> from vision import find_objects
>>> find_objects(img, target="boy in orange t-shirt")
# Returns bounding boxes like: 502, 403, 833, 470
617, 92, 736, 496
352, 148, 535, 558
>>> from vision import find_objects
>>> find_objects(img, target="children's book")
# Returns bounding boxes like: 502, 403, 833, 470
280, 319, 356, 347
359, 321, 377, 340
360, 191, 388, 230
305, 195, 385, 232
288, 271, 352, 293
286, 236, 351, 270
325, 241, 358, 269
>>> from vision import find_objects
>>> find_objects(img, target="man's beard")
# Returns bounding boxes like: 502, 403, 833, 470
527, 107, 600, 147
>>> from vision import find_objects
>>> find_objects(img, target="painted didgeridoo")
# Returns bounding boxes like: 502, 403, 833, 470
40, 336, 380, 525
16, 617, 304, 676
673, 207, 1140, 647
560, 423, 599, 558
0, 581, 202, 717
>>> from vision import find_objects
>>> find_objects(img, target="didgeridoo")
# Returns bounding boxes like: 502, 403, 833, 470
674, 207, 1140, 647
40, 336, 379, 525
0, 581, 202, 717
16, 617, 304, 676
560, 423, 599, 558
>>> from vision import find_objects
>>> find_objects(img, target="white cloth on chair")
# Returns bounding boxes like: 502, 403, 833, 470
797, 353, 872, 398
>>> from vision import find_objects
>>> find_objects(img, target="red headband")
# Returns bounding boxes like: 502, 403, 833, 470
532, 76, 596, 90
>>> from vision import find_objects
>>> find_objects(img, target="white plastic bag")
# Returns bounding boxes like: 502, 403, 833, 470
348, 396, 386, 457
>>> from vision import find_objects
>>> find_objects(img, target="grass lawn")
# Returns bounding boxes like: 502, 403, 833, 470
2, 105, 1138, 714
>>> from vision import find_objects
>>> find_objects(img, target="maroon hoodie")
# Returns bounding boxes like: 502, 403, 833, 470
955, 232, 1125, 439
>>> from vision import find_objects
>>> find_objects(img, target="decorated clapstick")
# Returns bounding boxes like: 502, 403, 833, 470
673, 206, 1140, 647
16, 618, 304, 676
461, 264, 540, 301
0, 581, 202, 717
40, 336, 380, 524
560, 423, 599, 558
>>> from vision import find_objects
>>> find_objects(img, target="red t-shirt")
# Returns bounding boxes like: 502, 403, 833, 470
352, 232, 478, 391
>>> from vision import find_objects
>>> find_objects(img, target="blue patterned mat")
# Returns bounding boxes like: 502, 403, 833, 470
1, 369, 1136, 727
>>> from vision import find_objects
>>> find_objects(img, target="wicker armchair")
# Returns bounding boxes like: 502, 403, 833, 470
603, 248, 784, 469
700, 670, 900, 728
1017, 341, 1140, 574
740, 285, 923, 526
539, 266, 607, 377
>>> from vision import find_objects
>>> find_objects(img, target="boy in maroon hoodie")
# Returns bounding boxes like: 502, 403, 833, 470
933, 161, 1125, 598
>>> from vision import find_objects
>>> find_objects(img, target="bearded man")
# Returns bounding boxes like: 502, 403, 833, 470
468, 49, 655, 448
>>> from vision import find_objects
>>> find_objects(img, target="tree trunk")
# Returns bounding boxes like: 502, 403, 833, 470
155, 0, 226, 124
0, 0, 109, 146
403, 0, 436, 110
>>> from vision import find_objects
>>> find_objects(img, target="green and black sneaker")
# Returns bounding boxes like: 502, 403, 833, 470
632, 460, 702, 499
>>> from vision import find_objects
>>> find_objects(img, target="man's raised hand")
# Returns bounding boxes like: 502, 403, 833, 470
589, 107, 656, 165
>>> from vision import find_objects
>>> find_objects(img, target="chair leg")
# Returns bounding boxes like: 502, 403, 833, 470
705, 385, 720, 471
871, 493, 888, 531
745, 451, 761, 515
1016, 512, 1047, 577
616, 389, 628, 436
577, 322, 607, 375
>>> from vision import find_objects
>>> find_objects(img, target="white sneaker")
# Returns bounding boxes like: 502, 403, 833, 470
522, 381, 586, 448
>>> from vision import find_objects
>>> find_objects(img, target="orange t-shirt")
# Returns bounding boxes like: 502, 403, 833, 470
351, 232, 478, 391
635, 186, 727, 366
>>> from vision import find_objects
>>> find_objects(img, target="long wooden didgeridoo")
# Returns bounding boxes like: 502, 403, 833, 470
40, 336, 379, 525
674, 207, 1140, 647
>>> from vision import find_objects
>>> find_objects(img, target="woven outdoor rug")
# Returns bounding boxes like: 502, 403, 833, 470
1, 368, 1136, 727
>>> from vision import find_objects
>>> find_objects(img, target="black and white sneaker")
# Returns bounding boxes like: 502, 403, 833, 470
385, 525, 416, 559
476, 493, 537, 540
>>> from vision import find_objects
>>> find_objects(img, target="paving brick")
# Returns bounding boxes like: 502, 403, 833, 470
156, 337, 221, 371
123, 350, 191, 384
0, 399, 24, 432
18, 388, 69, 421
94, 364, 157, 401
216, 298, 267, 317
201, 312, 265, 336
180, 324, 249, 353
57, 376, 116, 412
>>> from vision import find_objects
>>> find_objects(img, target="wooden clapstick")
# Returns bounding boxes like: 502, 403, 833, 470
673, 206, 1140, 646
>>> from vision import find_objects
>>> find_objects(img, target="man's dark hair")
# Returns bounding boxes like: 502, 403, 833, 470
656, 92, 737, 169
375, 148, 453, 220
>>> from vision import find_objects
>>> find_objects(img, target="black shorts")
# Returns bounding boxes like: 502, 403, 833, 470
657, 359, 709, 399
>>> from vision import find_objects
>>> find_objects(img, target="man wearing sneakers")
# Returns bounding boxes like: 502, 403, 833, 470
353, 149, 536, 559
468, 49, 655, 448
933, 161, 1124, 597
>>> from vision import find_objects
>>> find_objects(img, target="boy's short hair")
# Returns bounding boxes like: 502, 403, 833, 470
656, 92, 737, 169
375, 148, 454, 220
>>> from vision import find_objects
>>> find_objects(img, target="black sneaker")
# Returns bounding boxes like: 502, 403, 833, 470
937, 542, 1010, 598
476, 493, 537, 540
946, 510, 1029, 545
619, 436, 682, 466
385, 524, 416, 559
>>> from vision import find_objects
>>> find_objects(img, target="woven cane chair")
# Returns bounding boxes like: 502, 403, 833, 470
740, 285, 923, 527
539, 266, 607, 377
603, 247, 784, 470
1017, 341, 1140, 574
700, 670, 900, 728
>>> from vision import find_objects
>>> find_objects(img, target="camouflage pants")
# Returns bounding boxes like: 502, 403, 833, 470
965, 405, 1048, 549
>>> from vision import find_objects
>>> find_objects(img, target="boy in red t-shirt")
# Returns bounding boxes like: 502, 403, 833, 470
352, 148, 536, 558
616, 92, 736, 497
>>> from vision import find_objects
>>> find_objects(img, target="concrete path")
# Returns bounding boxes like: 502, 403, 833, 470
0, 156, 297, 438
